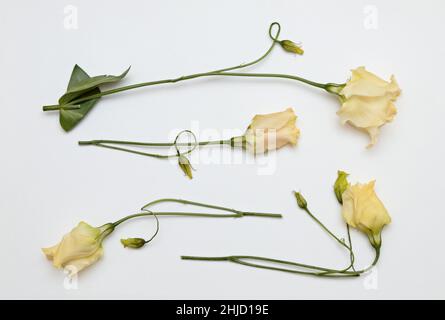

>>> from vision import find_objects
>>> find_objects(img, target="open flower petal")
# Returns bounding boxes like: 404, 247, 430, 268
337, 67, 401, 147
341, 180, 391, 247
42, 221, 113, 274
243, 108, 300, 154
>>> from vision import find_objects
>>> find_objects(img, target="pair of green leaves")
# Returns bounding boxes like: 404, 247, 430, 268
55, 65, 130, 131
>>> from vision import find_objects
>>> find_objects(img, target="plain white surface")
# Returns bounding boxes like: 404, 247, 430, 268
1, 0, 444, 299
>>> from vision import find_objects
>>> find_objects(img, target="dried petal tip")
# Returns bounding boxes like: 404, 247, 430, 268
294, 192, 308, 209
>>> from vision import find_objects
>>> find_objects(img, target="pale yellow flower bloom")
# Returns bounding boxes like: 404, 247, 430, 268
341, 180, 391, 248
337, 67, 401, 148
42, 221, 114, 275
234, 108, 300, 154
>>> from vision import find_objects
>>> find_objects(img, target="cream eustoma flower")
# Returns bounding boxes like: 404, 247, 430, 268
341, 180, 391, 248
336, 67, 401, 148
234, 108, 300, 154
42, 221, 114, 275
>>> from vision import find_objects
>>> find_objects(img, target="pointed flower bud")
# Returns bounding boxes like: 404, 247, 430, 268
280, 40, 304, 55
178, 155, 193, 179
120, 238, 146, 249
334, 170, 349, 204
294, 191, 307, 209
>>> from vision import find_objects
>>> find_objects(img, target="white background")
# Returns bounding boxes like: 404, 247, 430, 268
1, 0, 444, 299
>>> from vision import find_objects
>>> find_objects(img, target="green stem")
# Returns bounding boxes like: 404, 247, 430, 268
181, 247, 380, 278
111, 197, 281, 227
303, 207, 349, 250
299, 207, 355, 274
42, 23, 345, 112
43, 22, 283, 112
88, 143, 172, 159
42, 104, 80, 111
180, 207, 382, 278
181, 255, 358, 278
78, 139, 231, 147
355, 246, 380, 274
56, 71, 330, 108
207, 72, 328, 89
78, 139, 232, 159
113, 211, 282, 228
346, 224, 356, 271
140, 198, 282, 218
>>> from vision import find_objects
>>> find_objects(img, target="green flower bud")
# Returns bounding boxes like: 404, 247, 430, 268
280, 40, 304, 55
178, 155, 194, 179
334, 170, 349, 204
120, 238, 146, 249
294, 191, 307, 209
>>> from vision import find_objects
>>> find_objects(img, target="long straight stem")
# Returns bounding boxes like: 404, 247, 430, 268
346, 224, 356, 271
141, 198, 282, 220
78, 139, 232, 159
181, 247, 380, 278
113, 210, 282, 228
303, 208, 349, 249
78, 139, 232, 147
181, 255, 358, 278
63, 71, 328, 107
207, 72, 327, 89
112, 198, 281, 227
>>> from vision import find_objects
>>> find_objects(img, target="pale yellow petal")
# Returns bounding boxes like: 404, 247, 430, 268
243, 108, 299, 154
341, 188, 357, 228
341, 181, 391, 239
341, 67, 401, 98
337, 96, 396, 128
337, 95, 397, 147
337, 67, 401, 147
43, 221, 113, 274
276, 124, 300, 147
250, 108, 296, 130
51, 222, 102, 268
64, 247, 104, 276
365, 127, 380, 148
41, 244, 60, 261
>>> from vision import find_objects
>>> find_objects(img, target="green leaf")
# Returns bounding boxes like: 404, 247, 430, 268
59, 89, 100, 132
67, 64, 90, 90
57, 65, 130, 132
59, 65, 130, 105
